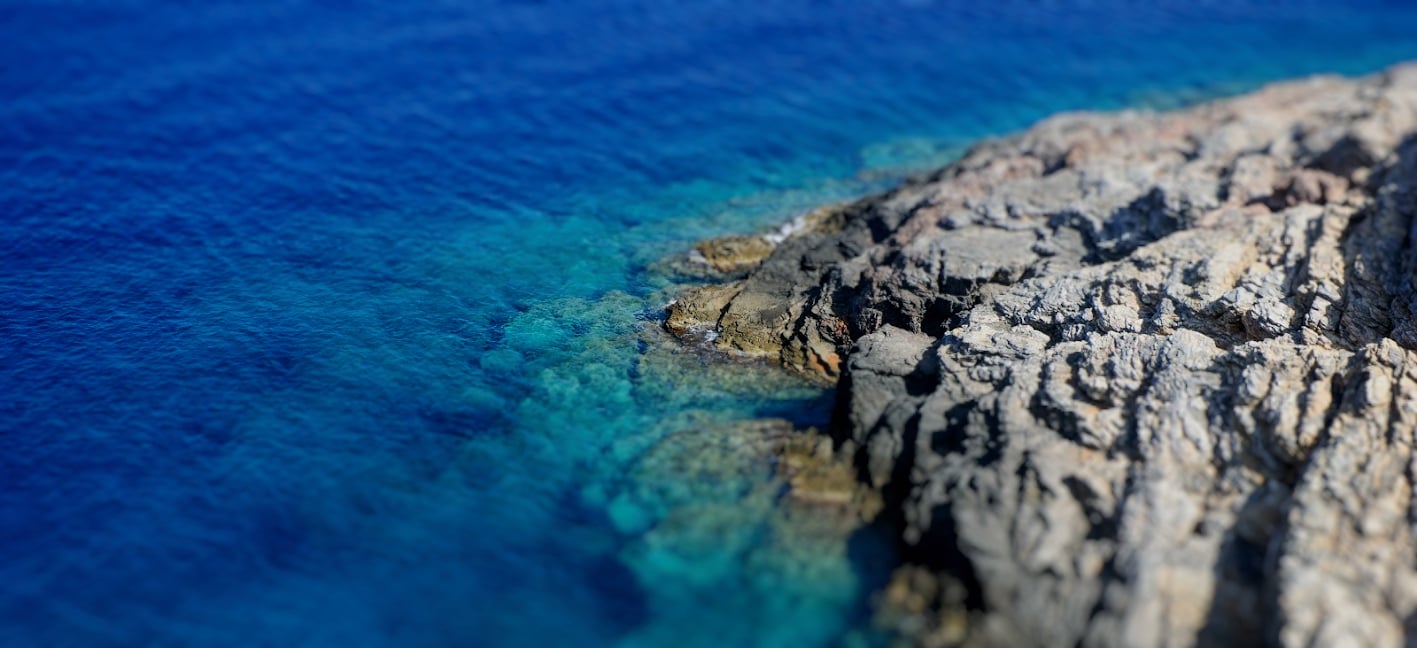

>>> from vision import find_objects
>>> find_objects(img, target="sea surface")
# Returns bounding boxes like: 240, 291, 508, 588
6, 1, 1417, 646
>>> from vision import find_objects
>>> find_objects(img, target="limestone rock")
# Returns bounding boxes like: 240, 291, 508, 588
694, 234, 777, 274
668, 64, 1417, 646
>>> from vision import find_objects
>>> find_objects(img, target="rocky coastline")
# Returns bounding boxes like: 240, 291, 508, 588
667, 65, 1417, 646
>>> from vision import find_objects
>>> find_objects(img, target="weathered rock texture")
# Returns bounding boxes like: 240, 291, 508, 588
668, 65, 1417, 646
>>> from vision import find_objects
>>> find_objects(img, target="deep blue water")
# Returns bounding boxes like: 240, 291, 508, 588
6, 1, 1417, 646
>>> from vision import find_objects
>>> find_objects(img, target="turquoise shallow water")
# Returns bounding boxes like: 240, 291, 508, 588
7, 1, 1417, 646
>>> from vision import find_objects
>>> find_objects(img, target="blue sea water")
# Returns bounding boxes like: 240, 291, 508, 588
6, 1, 1417, 646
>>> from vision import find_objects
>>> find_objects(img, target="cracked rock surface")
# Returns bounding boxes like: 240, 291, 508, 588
668, 65, 1417, 646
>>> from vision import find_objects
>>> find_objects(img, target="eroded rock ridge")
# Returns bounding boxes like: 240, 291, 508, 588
668, 65, 1417, 646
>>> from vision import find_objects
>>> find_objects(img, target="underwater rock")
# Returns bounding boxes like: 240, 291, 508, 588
668, 64, 1417, 646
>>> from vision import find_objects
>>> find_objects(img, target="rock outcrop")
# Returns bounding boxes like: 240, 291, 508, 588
667, 65, 1417, 646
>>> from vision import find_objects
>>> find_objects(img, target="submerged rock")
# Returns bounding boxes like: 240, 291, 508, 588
668, 64, 1417, 646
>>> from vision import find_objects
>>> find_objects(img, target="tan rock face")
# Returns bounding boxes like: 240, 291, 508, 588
667, 64, 1417, 646
694, 234, 777, 274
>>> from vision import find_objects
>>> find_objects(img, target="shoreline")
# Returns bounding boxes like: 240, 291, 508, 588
666, 63, 1417, 646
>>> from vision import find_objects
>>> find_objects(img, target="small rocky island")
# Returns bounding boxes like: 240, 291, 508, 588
667, 65, 1417, 646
